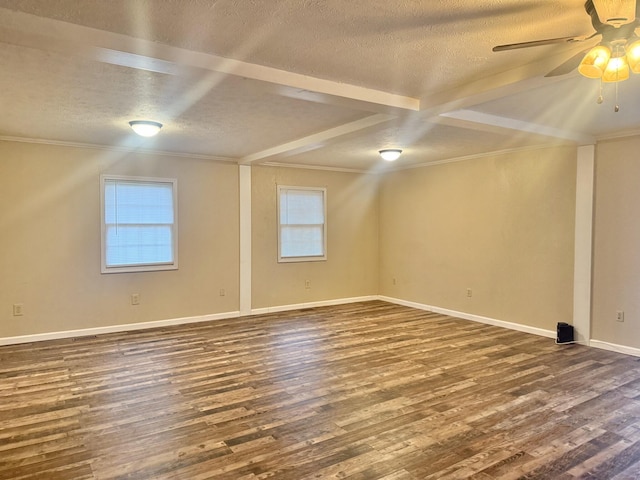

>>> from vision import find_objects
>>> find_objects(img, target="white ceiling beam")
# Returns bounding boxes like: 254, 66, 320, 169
239, 114, 394, 164
413, 44, 599, 146
419, 46, 594, 116
438, 109, 595, 144
0, 7, 419, 114
0, 7, 597, 165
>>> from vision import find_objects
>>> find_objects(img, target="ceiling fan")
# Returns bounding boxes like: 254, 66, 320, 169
493, 0, 640, 80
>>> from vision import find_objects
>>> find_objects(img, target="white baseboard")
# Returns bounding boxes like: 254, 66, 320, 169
0, 296, 376, 346
8, 297, 639, 358
0, 311, 240, 346
250, 296, 378, 315
590, 339, 640, 357
378, 295, 557, 339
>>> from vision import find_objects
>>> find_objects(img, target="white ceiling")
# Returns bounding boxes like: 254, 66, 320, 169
0, 0, 638, 172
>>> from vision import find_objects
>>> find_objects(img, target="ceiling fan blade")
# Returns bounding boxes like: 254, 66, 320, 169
492, 35, 590, 52
544, 50, 590, 77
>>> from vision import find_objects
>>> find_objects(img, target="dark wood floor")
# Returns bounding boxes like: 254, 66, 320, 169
2, 301, 640, 479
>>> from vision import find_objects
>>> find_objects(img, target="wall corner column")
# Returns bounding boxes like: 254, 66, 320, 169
239, 165, 252, 315
573, 144, 595, 344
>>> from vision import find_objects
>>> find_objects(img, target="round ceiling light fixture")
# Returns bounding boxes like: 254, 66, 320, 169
379, 149, 402, 161
129, 120, 163, 137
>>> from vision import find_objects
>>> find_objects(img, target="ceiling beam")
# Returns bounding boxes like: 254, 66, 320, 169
0, 6, 600, 165
438, 109, 595, 144
0, 7, 419, 114
418, 45, 595, 116
238, 114, 394, 164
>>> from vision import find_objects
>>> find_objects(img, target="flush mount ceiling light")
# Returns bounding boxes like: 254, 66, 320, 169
129, 120, 163, 137
379, 149, 402, 161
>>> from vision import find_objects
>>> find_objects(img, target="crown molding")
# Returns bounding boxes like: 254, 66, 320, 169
259, 161, 375, 174
595, 128, 640, 142
0, 135, 236, 163
0, 136, 584, 175
388, 142, 573, 172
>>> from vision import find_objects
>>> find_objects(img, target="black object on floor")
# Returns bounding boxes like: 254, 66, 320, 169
557, 322, 574, 344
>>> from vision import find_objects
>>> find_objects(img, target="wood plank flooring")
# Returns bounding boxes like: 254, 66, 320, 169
2, 300, 640, 479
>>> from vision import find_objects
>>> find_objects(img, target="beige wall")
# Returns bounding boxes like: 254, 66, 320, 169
379, 146, 577, 331
251, 166, 379, 308
0, 138, 586, 344
592, 135, 640, 348
0, 141, 239, 337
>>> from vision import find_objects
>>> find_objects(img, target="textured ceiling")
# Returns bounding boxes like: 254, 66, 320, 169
0, 0, 589, 96
0, 0, 639, 171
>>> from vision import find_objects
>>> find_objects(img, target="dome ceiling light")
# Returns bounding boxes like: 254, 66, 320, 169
129, 120, 163, 137
379, 149, 402, 161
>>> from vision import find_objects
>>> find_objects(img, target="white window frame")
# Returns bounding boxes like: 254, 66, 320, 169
277, 185, 327, 263
100, 174, 178, 274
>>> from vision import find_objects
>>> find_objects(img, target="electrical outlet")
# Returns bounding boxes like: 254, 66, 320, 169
219, 289, 226, 296
467, 288, 473, 298
305, 280, 311, 289
616, 310, 625, 322
13, 304, 23, 316
131, 293, 140, 306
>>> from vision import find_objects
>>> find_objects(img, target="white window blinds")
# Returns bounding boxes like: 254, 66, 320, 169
101, 176, 178, 273
278, 186, 326, 262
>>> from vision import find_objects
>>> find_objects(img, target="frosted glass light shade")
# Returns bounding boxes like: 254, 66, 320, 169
578, 46, 611, 78
626, 39, 640, 73
379, 149, 402, 161
129, 120, 163, 137
602, 55, 630, 82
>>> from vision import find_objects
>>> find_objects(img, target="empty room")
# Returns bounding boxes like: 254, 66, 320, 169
3, 1, 640, 478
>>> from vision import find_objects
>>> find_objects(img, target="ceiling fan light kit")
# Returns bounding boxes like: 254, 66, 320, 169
602, 50, 630, 81
626, 39, 640, 67
493, 0, 640, 110
579, 39, 640, 82
578, 45, 612, 78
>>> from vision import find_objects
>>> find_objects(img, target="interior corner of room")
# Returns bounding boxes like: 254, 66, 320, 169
1, 0, 640, 358
2, 137, 638, 355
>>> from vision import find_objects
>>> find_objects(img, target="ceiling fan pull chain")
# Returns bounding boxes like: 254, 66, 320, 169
615, 78, 620, 112
597, 78, 604, 104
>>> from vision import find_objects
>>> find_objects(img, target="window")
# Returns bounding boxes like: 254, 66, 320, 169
278, 185, 326, 262
101, 175, 178, 273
